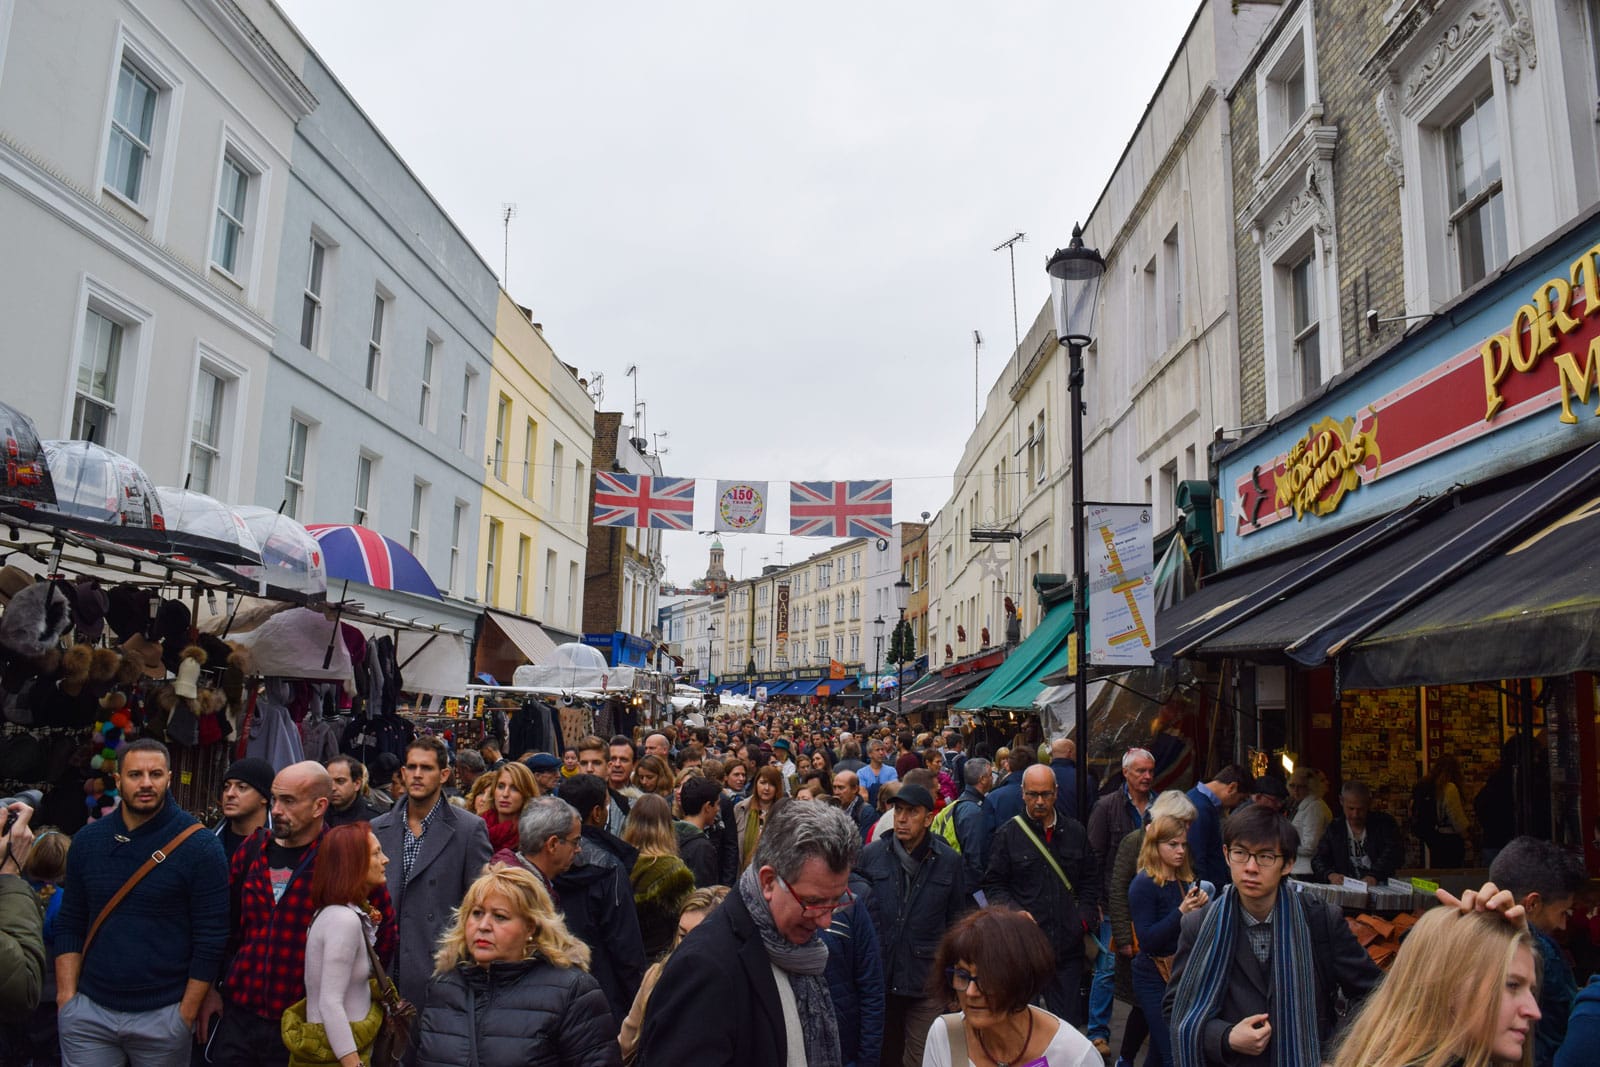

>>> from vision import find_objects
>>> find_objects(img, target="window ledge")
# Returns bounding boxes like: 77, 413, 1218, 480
100, 185, 149, 221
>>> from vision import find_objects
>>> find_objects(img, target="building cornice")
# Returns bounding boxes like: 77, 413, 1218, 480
182, 0, 317, 119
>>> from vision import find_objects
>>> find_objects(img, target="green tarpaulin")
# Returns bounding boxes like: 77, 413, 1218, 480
955, 601, 1075, 712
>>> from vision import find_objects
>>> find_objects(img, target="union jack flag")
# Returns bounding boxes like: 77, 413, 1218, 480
789, 480, 893, 538
593, 472, 697, 530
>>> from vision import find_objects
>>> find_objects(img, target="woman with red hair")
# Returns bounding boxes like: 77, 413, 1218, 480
282, 822, 389, 1067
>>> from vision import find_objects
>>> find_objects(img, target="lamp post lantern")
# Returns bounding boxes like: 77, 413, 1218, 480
872, 614, 886, 710
893, 576, 911, 721
1046, 222, 1106, 822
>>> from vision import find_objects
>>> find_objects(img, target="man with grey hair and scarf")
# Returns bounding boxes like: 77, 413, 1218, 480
636, 798, 860, 1067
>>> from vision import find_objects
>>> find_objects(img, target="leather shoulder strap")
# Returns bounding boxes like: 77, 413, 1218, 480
83, 821, 205, 958
942, 1012, 967, 1064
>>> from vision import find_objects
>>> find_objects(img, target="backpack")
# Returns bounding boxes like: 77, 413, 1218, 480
1410, 781, 1440, 846
931, 797, 969, 852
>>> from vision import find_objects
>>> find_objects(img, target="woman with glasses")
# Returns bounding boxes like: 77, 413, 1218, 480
922, 907, 1102, 1067
1129, 813, 1209, 1067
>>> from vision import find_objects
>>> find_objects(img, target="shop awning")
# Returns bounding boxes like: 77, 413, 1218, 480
786, 678, 824, 697
956, 603, 1075, 711
818, 679, 855, 696
903, 666, 997, 714
485, 610, 560, 665
1344, 489, 1600, 686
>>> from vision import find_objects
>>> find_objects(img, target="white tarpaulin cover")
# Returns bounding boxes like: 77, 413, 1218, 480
513, 642, 639, 691
228, 607, 355, 683
350, 622, 470, 698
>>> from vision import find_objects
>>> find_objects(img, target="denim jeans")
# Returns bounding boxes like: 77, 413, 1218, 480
1131, 954, 1175, 1067
1088, 917, 1116, 1040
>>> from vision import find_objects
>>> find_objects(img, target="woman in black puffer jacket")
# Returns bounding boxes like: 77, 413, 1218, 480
415, 864, 621, 1067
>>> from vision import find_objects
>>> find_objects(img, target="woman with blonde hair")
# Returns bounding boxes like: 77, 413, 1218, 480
464, 771, 496, 817
1330, 901, 1540, 1067
1128, 813, 1209, 1067
617, 885, 730, 1063
732, 764, 782, 871
415, 864, 620, 1067
631, 754, 675, 800
620, 794, 695, 959
480, 760, 539, 853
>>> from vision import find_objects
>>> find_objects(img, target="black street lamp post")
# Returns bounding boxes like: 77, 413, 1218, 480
894, 576, 911, 721
873, 614, 886, 710
706, 621, 718, 687
1046, 223, 1106, 823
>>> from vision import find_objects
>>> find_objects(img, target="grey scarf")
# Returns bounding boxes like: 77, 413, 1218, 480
738, 866, 843, 1067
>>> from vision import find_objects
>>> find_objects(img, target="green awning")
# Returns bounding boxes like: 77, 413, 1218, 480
956, 602, 1076, 711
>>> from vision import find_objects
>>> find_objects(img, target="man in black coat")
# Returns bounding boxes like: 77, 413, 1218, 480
637, 800, 862, 1067
982, 763, 1100, 1027
832, 769, 877, 841
1311, 779, 1408, 885
553, 774, 647, 1026
855, 783, 967, 1067
675, 776, 722, 887
1165, 804, 1380, 1067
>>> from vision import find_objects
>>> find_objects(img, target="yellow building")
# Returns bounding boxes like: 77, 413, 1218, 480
474, 291, 595, 680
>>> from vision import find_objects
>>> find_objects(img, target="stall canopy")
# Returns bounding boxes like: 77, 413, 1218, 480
902, 666, 998, 715
785, 678, 824, 698
483, 610, 560, 665
350, 621, 470, 698
956, 602, 1075, 712
306, 523, 442, 599
514, 642, 640, 691
1156, 437, 1600, 677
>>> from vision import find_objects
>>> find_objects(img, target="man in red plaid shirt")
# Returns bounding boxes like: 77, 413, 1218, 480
198, 760, 397, 1066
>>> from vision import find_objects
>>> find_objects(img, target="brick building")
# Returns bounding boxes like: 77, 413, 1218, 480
582, 411, 664, 651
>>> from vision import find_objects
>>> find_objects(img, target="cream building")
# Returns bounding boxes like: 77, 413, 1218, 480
931, 0, 1273, 668
477, 292, 594, 634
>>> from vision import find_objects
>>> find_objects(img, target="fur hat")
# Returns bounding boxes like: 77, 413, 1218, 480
105, 585, 156, 641
119, 634, 166, 680
0, 565, 34, 605
174, 645, 205, 700
70, 581, 110, 642
0, 581, 73, 658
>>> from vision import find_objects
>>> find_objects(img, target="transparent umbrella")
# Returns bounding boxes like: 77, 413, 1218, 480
232, 506, 327, 598
155, 487, 261, 563
42, 440, 163, 527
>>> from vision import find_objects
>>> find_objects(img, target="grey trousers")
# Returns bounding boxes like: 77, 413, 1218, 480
58, 994, 192, 1067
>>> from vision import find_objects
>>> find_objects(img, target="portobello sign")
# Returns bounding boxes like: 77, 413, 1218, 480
1234, 239, 1600, 537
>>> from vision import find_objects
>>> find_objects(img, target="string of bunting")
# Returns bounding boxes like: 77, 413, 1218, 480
591, 475, 893, 537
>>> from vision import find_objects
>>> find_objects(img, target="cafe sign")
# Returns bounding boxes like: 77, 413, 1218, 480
1234, 239, 1600, 537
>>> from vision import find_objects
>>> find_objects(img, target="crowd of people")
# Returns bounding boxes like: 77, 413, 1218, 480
0, 700, 1596, 1067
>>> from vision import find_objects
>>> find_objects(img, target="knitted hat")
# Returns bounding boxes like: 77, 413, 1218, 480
222, 757, 274, 801
173, 646, 205, 700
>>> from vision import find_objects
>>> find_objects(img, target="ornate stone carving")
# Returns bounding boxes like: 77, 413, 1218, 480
1375, 81, 1404, 185
1492, 0, 1537, 84
1405, 5, 1493, 104
1262, 160, 1335, 252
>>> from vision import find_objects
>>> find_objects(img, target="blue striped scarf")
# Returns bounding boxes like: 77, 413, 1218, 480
1170, 884, 1320, 1067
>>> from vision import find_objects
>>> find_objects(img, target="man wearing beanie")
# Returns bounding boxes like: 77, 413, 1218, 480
214, 757, 273, 861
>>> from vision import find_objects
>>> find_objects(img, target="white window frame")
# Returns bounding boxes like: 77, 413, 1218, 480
522, 418, 537, 497
366, 289, 390, 395
184, 363, 231, 497
550, 441, 564, 510
97, 29, 183, 229
418, 335, 437, 427
409, 480, 428, 556
449, 502, 466, 595
62, 276, 154, 457
300, 235, 330, 354
1255, 2, 1319, 159
573, 460, 586, 520
567, 561, 579, 628
284, 415, 312, 519
1441, 85, 1508, 292
206, 130, 270, 292
545, 549, 559, 620
485, 519, 503, 606
493, 394, 510, 481
458, 370, 475, 452
353, 452, 376, 527
514, 535, 530, 614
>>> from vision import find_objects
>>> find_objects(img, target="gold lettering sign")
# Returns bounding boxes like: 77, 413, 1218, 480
1275, 409, 1382, 521
1482, 241, 1600, 421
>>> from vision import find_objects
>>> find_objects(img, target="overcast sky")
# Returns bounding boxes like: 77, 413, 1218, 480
276, 0, 1204, 587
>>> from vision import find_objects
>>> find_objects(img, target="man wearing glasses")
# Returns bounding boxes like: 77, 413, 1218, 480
638, 801, 862, 1067
983, 764, 1101, 1028
1165, 804, 1379, 1067
856, 781, 970, 1066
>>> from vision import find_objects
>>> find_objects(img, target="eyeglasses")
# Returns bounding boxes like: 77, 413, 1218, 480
946, 967, 984, 993
1226, 846, 1282, 867
775, 876, 855, 917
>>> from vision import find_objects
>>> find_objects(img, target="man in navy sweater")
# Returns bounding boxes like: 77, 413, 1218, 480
53, 738, 229, 1063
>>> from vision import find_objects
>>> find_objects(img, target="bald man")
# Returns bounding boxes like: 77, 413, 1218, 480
202, 759, 399, 1066
644, 732, 672, 762
1049, 735, 1098, 824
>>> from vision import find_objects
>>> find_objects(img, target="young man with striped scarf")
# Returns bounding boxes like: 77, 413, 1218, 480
1163, 804, 1380, 1067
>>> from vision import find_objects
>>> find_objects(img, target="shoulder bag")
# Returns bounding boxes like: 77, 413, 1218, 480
362, 930, 417, 1064
82, 822, 205, 958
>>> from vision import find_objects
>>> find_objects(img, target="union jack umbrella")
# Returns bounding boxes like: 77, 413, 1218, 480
592, 473, 697, 530
304, 523, 442, 599
789, 480, 893, 538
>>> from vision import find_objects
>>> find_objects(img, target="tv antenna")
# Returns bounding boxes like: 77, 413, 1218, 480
972, 330, 983, 427
994, 232, 1026, 464
500, 203, 518, 286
